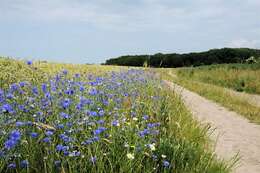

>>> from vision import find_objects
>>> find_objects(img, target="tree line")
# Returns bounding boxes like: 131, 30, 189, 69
105, 48, 260, 67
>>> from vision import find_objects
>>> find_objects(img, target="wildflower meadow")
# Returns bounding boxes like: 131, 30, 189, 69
0, 59, 230, 173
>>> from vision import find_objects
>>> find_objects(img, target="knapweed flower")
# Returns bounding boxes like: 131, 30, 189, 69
127, 153, 135, 160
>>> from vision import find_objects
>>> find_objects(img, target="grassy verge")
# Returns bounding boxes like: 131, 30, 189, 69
177, 63, 260, 94
0, 58, 231, 172
159, 68, 260, 124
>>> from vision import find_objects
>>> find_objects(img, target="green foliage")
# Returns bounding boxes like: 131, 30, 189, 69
105, 48, 260, 68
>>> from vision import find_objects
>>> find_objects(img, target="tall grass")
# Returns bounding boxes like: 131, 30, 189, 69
0, 58, 230, 172
177, 63, 260, 94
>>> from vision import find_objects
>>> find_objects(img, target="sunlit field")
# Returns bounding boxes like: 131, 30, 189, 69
0, 57, 230, 173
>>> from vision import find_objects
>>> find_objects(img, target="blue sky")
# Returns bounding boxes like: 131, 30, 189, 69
0, 0, 260, 64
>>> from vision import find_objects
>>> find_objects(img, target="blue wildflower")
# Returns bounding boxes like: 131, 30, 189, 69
112, 120, 120, 127
30, 132, 38, 138
89, 88, 98, 96
32, 86, 38, 95
74, 73, 80, 78
61, 98, 71, 109
42, 137, 51, 143
4, 139, 17, 150
93, 127, 106, 136
1, 104, 13, 113
60, 112, 70, 119
10, 130, 21, 141
41, 83, 48, 93
6, 93, 14, 99
56, 144, 67, 152
142, 115, 149, 120
16, 121, 25, 127
138, 129, 150, 138
20, 160, 29, 168
26, 60, 32, 65
62, 69, 68, 75
7, 163, 16, 169
90, 156, 97, 164
163, 160, 170, 168
45, 130, 54, 136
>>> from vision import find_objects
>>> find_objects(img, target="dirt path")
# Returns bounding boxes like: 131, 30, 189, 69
164, 80, 260, 173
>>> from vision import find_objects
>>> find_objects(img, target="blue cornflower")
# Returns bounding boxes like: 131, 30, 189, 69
59, 134, 71, 143
93, 127, 106, 136
1, 104, 13, 113
45, 130, 54, 136
6, 93, 14, 99
98, 110, 105, 116
26, 60, 32, 65
79, 85, 85, 91
89, 88, 98, 96
74, 73, 80, 78
4, 139, 17, 150
41, 83, 48, 93
60, 112, 70, 119
57, 124, 64, 129
138, 129, 150, 138
45, 92, 51, 99
42, 137, 51, 143
90, 156, 97, 164
7, 163, 16, 169
65, 89, 74, 95
163, 160, 170, 168
19, 82, 26, 87
97, 119, 105, 124
61, 98, 71, 109
56, 144, 67, 152
112, 120, 120, 127
30, 132, 38, 138
10, 83, 19, 91
20, 160, 29, 168
62, 69, 68, 75
16, 121, 25, 127
10, 130, 21, 141
32, 86, 38, 95
142, 115, 149, 120
88, 111, 97, 117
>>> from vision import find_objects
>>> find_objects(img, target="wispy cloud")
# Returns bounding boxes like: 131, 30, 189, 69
3, 0, 259, 32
